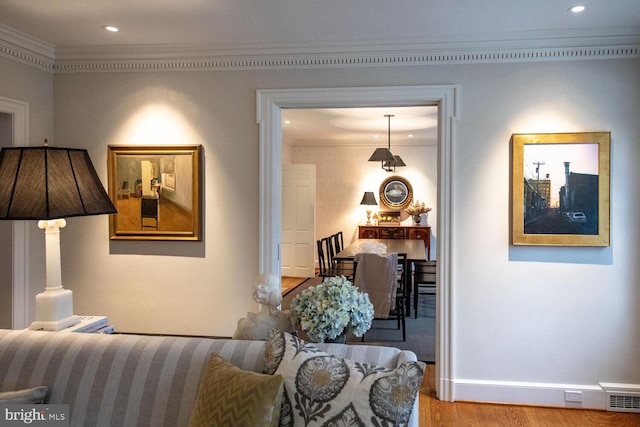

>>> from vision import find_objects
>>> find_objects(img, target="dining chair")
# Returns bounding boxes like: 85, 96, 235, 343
324, 236, 354, 279
332, 231, 344, 253
317, 237, 354, 279
317, 239, 331, 277
413, 260, 436, 318
395, 253, 409, 333
354, 252, 406, 341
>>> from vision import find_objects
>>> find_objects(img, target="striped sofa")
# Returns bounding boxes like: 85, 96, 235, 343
0, 329, 419, 427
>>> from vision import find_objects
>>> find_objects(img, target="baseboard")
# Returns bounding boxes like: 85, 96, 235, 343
454, 379, 606, 409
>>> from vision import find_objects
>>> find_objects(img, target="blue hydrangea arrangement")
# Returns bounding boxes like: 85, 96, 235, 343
289, 275, 374, 343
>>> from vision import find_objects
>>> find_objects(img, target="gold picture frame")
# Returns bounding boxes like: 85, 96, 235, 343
107, 145, 202, 241
511, 132, 610, 246
379, 175, 413, 210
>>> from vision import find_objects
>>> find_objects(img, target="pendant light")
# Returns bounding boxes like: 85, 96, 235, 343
368, 114, 405, 172
383, 155, 406, 172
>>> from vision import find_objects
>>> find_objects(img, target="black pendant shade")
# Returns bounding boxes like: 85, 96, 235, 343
368, 114, 405, 172
383, 155, 406, 171
368, 147, 395, 162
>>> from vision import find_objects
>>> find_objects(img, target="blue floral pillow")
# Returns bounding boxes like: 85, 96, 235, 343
264, 329, 424, 427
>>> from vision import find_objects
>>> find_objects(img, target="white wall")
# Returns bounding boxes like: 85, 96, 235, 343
53, 71, 258, 335
450, 59, 640, 391
0, 56, 54, 328
7, 56, 635, 404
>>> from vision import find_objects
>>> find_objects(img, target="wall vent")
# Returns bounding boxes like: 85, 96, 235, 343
606, 392, 640, 413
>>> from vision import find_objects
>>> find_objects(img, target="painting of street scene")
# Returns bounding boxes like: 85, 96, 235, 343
523, 143, 598, 235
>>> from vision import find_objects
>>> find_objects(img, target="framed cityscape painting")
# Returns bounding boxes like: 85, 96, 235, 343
511, 132, 610, 246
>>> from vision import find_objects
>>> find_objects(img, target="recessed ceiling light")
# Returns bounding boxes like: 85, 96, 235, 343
102, 25, 119, 32
568, 5, 585, 13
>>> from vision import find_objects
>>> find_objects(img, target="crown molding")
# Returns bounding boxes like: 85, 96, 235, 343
52, 45, 639, 74
0, 24, 638, 73
0, 25, 55, 71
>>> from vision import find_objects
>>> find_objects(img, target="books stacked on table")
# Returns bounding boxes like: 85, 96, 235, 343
62, 316, 115, 334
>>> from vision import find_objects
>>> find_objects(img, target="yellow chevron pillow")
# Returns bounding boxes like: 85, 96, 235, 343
0, 386, 48, 404
189, 353, 284, 427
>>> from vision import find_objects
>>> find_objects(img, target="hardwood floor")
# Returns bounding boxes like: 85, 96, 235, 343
419, 365, 640, 426
281, 276, 310, 294
114, 195, 192, 231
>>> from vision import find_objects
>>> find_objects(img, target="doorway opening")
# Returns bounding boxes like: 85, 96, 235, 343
257, 85, 458, 401
1, 95, 30, 330
0, 113, 12, 328
281, 106, 438, 361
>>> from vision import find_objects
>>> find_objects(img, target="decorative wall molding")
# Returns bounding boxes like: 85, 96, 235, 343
51, 46, 640, 73
0, 23, 639, 73
257, 85, 458, 401
0, 26, 54, 71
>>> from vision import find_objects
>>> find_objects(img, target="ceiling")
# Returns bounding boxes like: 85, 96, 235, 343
0, 0, 638, 49
281, 107, 437, 147
0, 1, 637, 145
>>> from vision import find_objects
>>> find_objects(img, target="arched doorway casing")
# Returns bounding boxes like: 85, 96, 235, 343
257, 85, 458, 401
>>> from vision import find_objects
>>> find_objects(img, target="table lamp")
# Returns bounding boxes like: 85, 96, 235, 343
360, 191, 378, 224
0, 141, 117, 331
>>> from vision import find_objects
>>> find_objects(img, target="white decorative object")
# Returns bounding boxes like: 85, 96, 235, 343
353, 241, 387, 256
232, 274, 294, 340
29, 219, 80, 331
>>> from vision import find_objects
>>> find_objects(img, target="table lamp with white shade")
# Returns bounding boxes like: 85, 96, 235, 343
0, 140, 117, 331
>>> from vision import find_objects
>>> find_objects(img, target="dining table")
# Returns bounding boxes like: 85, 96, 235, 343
333, 238, 427, 263
334, 238, 427, 316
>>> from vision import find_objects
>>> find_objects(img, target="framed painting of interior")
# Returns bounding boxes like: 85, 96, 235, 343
511, 132, 610, 246
107, 145, 202, 241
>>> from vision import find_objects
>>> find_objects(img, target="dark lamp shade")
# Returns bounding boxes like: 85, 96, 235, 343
360, 191, 378, 206
368, 147, 395, 162
0, 146, 117, 220
383, 155, 406, 168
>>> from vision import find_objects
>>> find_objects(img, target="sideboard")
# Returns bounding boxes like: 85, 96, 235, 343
358, 225, 430, 260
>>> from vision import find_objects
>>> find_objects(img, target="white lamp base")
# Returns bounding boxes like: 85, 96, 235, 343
29, 288, 81, 331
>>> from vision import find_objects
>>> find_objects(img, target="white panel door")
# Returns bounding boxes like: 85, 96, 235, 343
281, 164, 316, 277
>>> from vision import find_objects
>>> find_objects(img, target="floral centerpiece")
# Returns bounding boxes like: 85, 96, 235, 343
289, 275, 374, 343
405, 199, 431, 224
